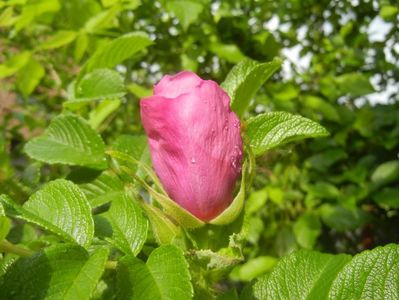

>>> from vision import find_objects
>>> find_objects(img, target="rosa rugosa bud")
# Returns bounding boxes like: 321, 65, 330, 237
140, 71, 243, 221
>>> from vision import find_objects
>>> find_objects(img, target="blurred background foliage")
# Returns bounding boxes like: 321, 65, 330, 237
1, 0, 398, 283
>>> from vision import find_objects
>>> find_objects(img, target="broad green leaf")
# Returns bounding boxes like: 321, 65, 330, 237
104, 193, 148, 256
83, 7, 118, 33
0, 180, 94, 247
335, 73, 374, 98
329, 244, 399, 299
246, 112, 329, 155
79, 171, 124, 208
303, 96, 340, 122
0, 244, 109, 300
111, 135, 148, 160
76, 68, 125, 100
373, 188, 399, 208
117, 245, 193, 300
293, 213, 321, 249
371, 160, 399, 188
221, 57, 282, 117
253, 250, 351, 299
37, 30, 77, 50
16, 58, 45, 97
209, 42, 246, 64
27, 179, 93, 246
319, 204, 370, 232
24, 114, 107, 169
85, 32, 152, 73
0, 51, 31, 79
166, 0, 203, 30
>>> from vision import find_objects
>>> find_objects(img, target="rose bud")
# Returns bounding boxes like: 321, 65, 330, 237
140, 71, 243, 221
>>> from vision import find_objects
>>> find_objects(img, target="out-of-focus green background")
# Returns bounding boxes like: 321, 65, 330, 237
1, 0, 398, 281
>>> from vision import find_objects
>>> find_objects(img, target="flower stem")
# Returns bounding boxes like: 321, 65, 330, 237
0, 240, 34, 257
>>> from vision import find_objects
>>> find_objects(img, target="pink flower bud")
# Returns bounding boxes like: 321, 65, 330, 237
140, 71, 243, 221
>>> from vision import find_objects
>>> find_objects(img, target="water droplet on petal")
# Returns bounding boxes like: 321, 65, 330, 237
233, 120, 240, 128
191, 157, 196, 164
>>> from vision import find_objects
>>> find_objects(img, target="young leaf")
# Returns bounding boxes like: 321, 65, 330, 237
16, 59, 45, 97
24, 114, 107, 169
221, 57, 282, 117
104, 193, 148, 256
37, 30, 77, 50
329, 244, 399, 299
117, 245, 193, 300
166, 0, 204, 30
0, 51, 31, 79
252, 250, 351, 299
0, 244, 109, 300
1, 179, 94, 247
85, 32, 153, 73
70, 68, 125, 103
246, 112, 329, 156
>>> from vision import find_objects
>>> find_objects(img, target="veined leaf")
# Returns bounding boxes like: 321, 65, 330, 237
117, 245, 193, 300
104, 193, 148, 256
0, 244, 108, 300
221, 57, 282, 117
0, 179, 94, 247
84, 32, 153, 73
246, 112, 329, 156
24, 114, 107, 169
329, 244, 399, 299
253, 250, 351, 299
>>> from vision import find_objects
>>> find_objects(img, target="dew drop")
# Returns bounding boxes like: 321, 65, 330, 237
233, 120, 240, 128
191, 157, 196, 164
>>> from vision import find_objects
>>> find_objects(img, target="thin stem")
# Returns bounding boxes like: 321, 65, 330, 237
0, 240, 34, 257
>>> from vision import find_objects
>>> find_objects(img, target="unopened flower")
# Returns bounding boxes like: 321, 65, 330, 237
140, 71, 243, 221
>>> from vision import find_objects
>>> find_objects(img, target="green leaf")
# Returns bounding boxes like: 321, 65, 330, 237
24, 114, 107, 169
37, 30, 77, 50
79, 171, 125, 208
371, 160, 399, 189
252, 250, 351, 299
335, 73, 375, 98
74, 32, 89, 62
0, 244, 109, 300
303, 95, 340, 122
77, 68, 125, 100
104, 193, 148, 256
246, 112, 329, 156
83, 7, 118, 34
166, 0, 203, 30
230, 256, 277, 282
0, 51, 31, 79
0, 7, 16, 27
221, 57, 282, 117
329, 244, 399, 299
117, 245, 193, 300
380, 5, 398, 20
16, 58, 45, 97
373, 188, 399, 209
319, 204, 370, 232
84, 32, 153, 73
1, 179, 94, 247
293, 213, 321, 249
209, 42, 246, 64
